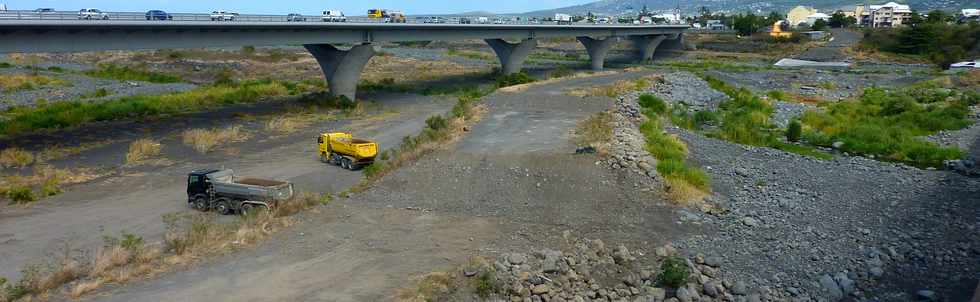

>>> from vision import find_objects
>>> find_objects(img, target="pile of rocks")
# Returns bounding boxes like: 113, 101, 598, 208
480, 236, 760, 302
649, 72, 728, 111
602, 91, 660, 185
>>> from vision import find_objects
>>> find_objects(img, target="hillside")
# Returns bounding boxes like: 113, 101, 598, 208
523, 0, 976, 16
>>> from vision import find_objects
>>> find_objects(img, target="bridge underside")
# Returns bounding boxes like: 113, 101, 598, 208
0, 22, 688, 100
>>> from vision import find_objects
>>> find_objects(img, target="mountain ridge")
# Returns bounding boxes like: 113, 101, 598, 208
522, 0, 976, 16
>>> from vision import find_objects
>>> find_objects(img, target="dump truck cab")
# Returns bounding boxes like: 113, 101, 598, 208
186, 169, 219, 203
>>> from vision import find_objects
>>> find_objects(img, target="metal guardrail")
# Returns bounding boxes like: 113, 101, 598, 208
0, 10, 677, 26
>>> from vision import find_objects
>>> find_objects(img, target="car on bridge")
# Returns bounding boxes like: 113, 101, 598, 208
286, 13, 306, 22
210, 11, 238, 21
321, 10, 346, 22
78, 8, 109, 20
34, 8, 55, 13
145, 10, 172, 21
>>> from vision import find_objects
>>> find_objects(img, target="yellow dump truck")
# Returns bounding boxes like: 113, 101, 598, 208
317, 132, 378, 170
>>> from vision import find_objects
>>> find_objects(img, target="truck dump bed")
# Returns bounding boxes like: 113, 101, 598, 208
321, 132, 378, 160
207, 170, 293, 202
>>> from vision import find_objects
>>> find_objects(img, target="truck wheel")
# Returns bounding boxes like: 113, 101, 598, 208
341, 158, 352, 170
214, 198, 232, 215
319, 153, 328, 163
241, 203, 257, 216
193, 197, 209, 211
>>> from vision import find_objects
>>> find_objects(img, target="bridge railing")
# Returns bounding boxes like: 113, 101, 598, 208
0, 10, 683, 26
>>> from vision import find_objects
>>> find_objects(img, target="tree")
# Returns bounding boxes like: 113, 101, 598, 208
924, 9, 953, 24
733, 13, 762, 36
829, 11, 847, 28
811, 19, 829, 31
845, 16, 857, 27
908, 12, 923, 27
766, 11, 784, 24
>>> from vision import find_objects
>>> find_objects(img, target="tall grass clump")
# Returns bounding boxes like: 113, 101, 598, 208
801, 87, 975, 167
182, 126, 249, 153
0, 148, 35, 168
125, 139, 162, 164
0, 74, 63, 92
0, 80, 292, 137
84, 63, 182, 83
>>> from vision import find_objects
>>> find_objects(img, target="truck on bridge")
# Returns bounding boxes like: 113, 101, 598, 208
322, 10, 346, 22
187, 169, 294, 215
555, 13, 573, 25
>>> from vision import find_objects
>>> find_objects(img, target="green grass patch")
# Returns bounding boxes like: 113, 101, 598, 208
0, 80, 299, 137
800, 87, 975, 167
528, 51, 581, 62
84, 63, 182, 83
0, 62, 13, 68
80, 88, 111, 99
446, 48, 495, 61
658, 59, 768, 72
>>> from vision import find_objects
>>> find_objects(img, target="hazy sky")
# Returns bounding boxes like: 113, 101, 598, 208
3, 0, 597, 14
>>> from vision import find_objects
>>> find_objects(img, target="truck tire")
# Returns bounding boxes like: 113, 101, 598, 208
319, 153, 328, 163
193, 196, 209, 211
214, 198, 233, 215
241, 203, 257, 216
341, 158, 352, 170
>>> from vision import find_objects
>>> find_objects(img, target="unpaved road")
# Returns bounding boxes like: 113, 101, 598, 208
87, 71, 691, 302
0, 94, 455, 281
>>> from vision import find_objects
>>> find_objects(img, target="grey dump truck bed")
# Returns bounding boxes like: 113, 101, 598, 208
207, 169, 294, 202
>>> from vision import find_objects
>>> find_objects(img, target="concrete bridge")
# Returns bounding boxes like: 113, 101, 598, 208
0, 20, 688, 99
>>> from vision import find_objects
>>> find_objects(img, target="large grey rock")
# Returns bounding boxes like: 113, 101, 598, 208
508, 253, 528, 265
916, 290, 936, 301
819, 274, 844, 301
703, 282, 720, 297
731, 281, 748, 295
834, 272, 855, 295
676, 287, 693, 302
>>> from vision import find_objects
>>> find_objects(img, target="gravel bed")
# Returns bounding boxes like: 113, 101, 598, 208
770, 101, 809, 128
650, 71, 728, 111
667, 127, 979, 301
0, 67, 197, 109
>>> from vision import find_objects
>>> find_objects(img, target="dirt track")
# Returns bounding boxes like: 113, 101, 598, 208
0, 93, 455, 281
84, 71, 690, 302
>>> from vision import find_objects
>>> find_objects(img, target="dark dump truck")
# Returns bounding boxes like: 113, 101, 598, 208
186, 169, 294, 215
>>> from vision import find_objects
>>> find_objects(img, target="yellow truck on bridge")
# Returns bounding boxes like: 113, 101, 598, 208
317, 132, 378, 170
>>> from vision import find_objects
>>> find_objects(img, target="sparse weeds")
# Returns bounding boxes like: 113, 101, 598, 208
397, 272, 456, 302
446, 48, 495, 61
568, 75, 661, 98
575, 111, 613, 154
1, 165, 99, 204
84, 63, 182, 83
125, 138, 162, 164
181, 125, 249, 153
264, 115, 311, 135
0, 74, 64, 92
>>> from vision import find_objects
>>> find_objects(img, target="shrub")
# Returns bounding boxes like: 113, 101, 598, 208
495, 72, 535, 88
6, 185, 37, 203
786, 120, 802, 142
658, 256, 689, 287
425, 115, 449, 131
0, 74, 62, 92
639, 94, 668, 115
473, 271, 498, 297
548, 65, 575, 79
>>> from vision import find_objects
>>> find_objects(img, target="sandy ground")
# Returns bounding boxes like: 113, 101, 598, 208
82, 71, 691, 302
0, 93, 456, 282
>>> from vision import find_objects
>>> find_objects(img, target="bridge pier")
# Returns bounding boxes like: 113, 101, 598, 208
657, 33, 687, 56
577, 36, 619, 71
304, 43, 378, 101
630, 35, 667, 63
485, 38, 537, 75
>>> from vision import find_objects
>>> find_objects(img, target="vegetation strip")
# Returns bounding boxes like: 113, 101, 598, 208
636, 94, 711, 203
0, 79, 318, 138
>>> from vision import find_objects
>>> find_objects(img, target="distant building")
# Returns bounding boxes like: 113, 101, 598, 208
805, 12, 831, 25
857, 2, 913, 28
706, 19, 727, 30
960, 9, 979, 23
787, 6, 819, 27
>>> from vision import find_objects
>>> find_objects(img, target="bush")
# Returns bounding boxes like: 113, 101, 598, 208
859, 23, 980, 68
495, 72, 535, 88
658, 256, 689, 287
786, 120, 802, 142
473, 271, 498, 297
549, 65, 575, 79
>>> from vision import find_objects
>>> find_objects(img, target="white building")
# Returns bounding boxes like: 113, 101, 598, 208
805, 12, 831, 25
857, 2, 913, 28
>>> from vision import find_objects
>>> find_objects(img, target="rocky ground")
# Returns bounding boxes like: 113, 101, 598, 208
0, 66, 196, 109
621, 74, 980, 301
